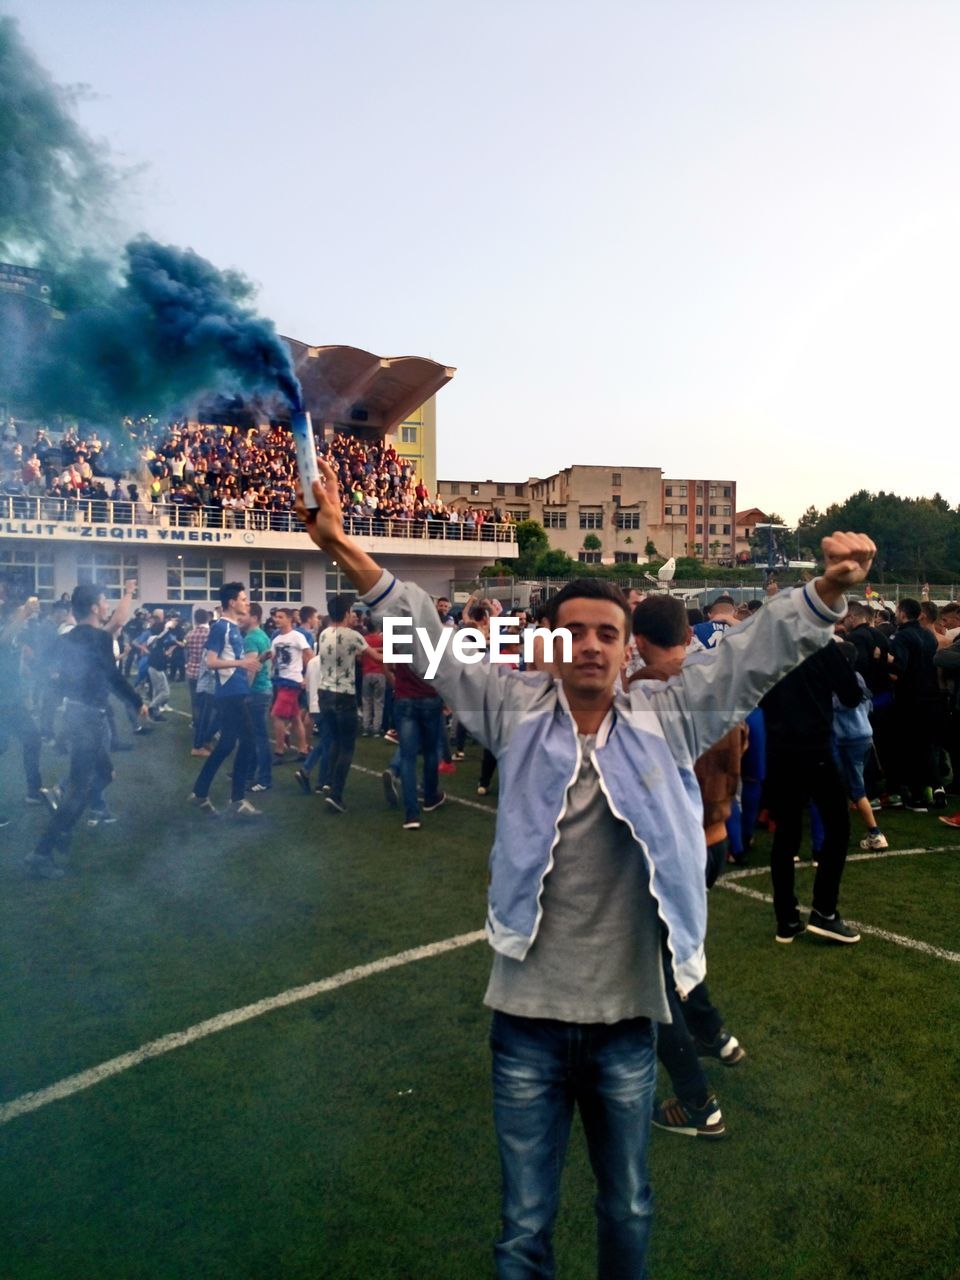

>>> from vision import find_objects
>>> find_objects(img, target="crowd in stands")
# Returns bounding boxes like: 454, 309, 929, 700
0, 417, 509, 537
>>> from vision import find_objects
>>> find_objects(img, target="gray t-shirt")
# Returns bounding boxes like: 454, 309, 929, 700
484, 733, 670, 1025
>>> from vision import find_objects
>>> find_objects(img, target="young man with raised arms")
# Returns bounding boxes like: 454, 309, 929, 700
296, 462, 874, 1280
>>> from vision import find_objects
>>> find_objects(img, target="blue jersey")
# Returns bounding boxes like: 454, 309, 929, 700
692, 620, 730, 650
206, 617, 248, 697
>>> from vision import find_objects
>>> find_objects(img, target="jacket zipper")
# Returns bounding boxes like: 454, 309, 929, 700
527, 711, 583, 950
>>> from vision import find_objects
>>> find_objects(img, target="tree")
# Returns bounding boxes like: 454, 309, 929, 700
582, 533, 602, 552
644, 538, 658, 557
536, 548, 578, 577
511, 519, 549, 576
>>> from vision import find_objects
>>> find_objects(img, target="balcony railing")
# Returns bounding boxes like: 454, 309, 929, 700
1, 494, 517, 544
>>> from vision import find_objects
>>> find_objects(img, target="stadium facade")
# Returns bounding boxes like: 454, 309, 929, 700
1, 323, 517, 608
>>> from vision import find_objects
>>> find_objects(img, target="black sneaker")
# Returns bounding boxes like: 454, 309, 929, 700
382, 769, 398, 808
776, 918, 806, 944
695, 1028, 746, 1066
807, 911, 860, 944
294, 769, 311, 796
422, 793, 446, 813
931, 788, 948, 811
652, 1095, 725, 1139
325, 795, 346, 814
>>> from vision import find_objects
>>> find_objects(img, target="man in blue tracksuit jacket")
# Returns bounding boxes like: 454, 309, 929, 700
296, 468, 875, 1280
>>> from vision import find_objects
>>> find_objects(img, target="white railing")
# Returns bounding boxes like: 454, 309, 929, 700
0, 493, 518, 544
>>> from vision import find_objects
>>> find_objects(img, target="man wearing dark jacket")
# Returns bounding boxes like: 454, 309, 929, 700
890, 597, 942, 810
761, 639, 863, 943
27, 584, 148, 878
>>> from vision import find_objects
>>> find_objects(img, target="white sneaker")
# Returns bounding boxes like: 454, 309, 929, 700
189, 793, 219, 816
859, 831, 888, 850
230, 799, 262, 818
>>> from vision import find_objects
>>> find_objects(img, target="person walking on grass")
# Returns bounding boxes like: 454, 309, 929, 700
189, 582, 261, 819
27, 584, 148, 879
301, 594, 366, 814
269, 608, 310, 763
295, 462, 875, 1279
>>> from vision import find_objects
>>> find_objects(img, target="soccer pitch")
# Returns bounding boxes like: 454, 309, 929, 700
1, 690, 959, 1280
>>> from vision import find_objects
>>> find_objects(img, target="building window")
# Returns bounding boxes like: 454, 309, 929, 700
614, 551, 638, 563
325, 564, 349, 600
578, 551, 601, 564
664, 505, 673, 516
401, 426, 417, 443
543, 510, 567, 529
678, 504, 688, 515
76, 550, 139, 598
579, 510, 603, 529
696, 484, 704, 496
507, 509, 529, 521
496, 484, 506, 497
722, 505, 732, 517
695, 542, 703, 554
723, 486, 732, 498
470, 484, 480, 497
665, 485, 673, 497
723, 525, 731, 535
709, 505, 717, 516
612, 473, 622, 487
696, 524, 703, 534
696, 505, 703, 516
249, 558, 303, 604
676, 485, 688, 497
0, 546, 55, 601
449, 483, 460, 496
514, 485, 524, 498
709, 524, 717, 535
616, 511, 641, 529
166, 554, 224, 602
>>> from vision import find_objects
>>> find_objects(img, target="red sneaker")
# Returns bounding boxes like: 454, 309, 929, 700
438, 761, 457, 775
938, 813, 960, 828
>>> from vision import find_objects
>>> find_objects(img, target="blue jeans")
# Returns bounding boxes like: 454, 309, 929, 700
394, 696, 442, 821
315, 691, 358, 803
490, 1011, 656, 1279
247, 691, 273, 787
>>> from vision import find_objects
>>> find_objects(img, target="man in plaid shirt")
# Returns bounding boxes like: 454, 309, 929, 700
185, 609, 211, 753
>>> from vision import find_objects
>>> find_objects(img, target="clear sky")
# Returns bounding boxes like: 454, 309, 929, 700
6, 0, 960, 522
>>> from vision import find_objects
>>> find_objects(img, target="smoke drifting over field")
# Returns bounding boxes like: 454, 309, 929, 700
0, 15, 302, 419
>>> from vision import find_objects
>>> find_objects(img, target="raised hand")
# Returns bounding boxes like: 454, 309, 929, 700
295, 457, 343, 552
819, 532, 876, 594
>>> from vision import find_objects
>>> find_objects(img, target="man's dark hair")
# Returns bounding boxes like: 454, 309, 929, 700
686, 607, 704, 625
708, 594, 735, 615
300, 606, 317, 625
248, 603, 263, 621
847, 602, 871, 624
328, 594, 354, 623
467, 603, 489, 625
71, 583, 104, 619
746, 599, 762, 613
193, 607, 208, 625
436, 596, 450, 606
219, 581, 245, 609
544, 578, 631, 639
898, 597, 921, 621
920, 601, 939, 624
632, 596, 688, 647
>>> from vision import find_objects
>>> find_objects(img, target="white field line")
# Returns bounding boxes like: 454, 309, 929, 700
717, 879, 960, 964
0, 930, 484, 1128
722, 844, 960, 881
349, 763, 497, 814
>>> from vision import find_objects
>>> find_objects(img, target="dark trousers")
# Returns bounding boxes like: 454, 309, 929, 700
480, 748, 498, 789
767, 749, 850, 927
247, 691, 273, 787
193, 696, 253, 803
192, 690, 218, 749
34, 702, 111, 857
395, 696, 442, 821
0, 699, 43, 794
317, 691, 358, 803
657, 976, 724, 1109
893, 698, 941, 798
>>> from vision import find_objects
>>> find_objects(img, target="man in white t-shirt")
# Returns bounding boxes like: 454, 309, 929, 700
270, 609, 310, 761
300, 595, 366, 813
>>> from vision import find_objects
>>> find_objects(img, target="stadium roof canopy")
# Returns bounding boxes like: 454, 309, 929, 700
284, 339, 456, 435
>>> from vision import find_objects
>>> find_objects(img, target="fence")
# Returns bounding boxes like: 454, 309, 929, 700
0, 494, 516, 544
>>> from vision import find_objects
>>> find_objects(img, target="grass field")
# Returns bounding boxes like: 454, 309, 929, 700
1, 687, 959, 1280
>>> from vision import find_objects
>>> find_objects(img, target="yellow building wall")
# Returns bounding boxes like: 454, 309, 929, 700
394, 395, 437, 497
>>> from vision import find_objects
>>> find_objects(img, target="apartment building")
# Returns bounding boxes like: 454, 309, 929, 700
437, 466, 739, 564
